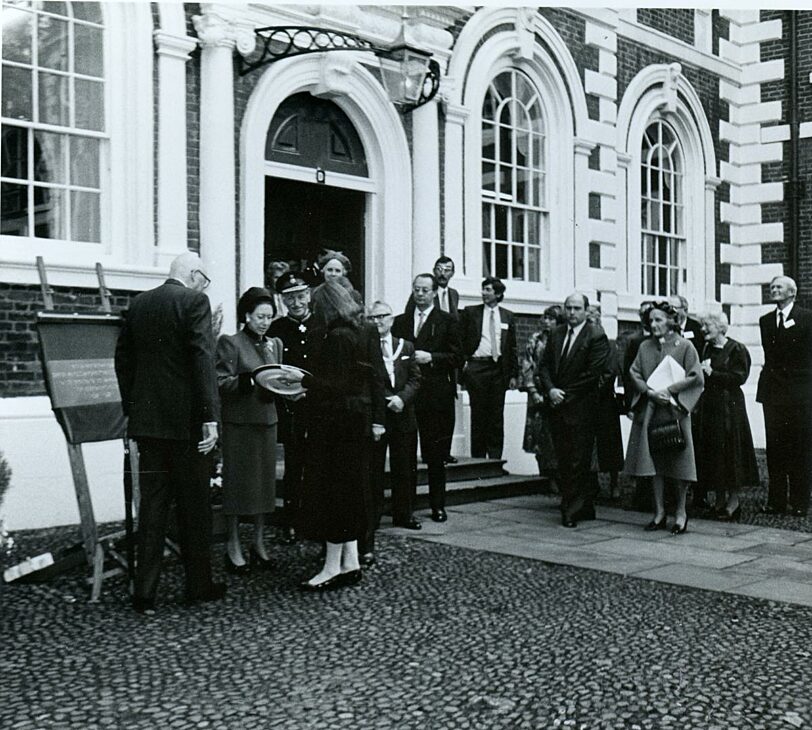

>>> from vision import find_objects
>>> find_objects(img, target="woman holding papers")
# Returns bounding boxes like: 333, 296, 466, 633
624, 301, 704, 535
694, 311, 759, 521
216, 287, 283, 573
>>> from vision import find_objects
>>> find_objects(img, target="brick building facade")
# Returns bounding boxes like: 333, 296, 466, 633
0, 5, 808, 528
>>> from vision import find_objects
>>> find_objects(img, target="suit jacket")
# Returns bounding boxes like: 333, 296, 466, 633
539, 322, 610, 425
216, 329, 281, 426
392, 308, 462, 410
405, 286, 460, 319
115, 279, 220, 441
459, 304, 519, 384
376, 337, 422, 433
679, 316, 703, 347
757, 304, 812, 405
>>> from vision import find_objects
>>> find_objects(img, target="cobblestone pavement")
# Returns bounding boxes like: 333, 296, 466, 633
2, 519, 812, 730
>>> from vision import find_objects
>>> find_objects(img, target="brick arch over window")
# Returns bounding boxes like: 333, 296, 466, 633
616, 63, 718, 312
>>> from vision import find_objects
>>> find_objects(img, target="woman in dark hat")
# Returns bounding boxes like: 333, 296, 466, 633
215, 287, 283, 573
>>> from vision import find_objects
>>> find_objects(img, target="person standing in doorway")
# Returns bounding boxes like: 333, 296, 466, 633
459, 277, 519, 459
115, 251, 225, 614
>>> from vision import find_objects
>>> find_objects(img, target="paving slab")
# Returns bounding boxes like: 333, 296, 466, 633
593, 537, 758, 570
479, 521, 617, 547
630, 563, 761, 592
728, 578, 812, 608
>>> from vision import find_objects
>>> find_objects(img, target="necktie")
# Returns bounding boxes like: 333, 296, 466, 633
561, 328, 574, 360
416, 311, 425, 337
439, 288, 448, 312
381, 338, 395, 387
490, 308, 500, 362
778, 310, 785, 330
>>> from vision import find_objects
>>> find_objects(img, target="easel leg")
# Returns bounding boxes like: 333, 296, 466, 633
66, 443, 102, 601
90, 543, 105, 603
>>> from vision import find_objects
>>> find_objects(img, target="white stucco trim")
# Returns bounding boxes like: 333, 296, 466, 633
240, 53, 412, 309
616, 64, 718, 317
0, 3, 156, 290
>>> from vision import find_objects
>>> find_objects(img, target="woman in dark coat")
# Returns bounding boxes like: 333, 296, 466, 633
216, 287, 283, 573
623, 301, 704, 535
521, 305, 562, 480
694, 310, 759, 520
284, 281, 386, 591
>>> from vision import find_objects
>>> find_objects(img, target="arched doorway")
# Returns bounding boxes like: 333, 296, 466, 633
264, 93, 370, 296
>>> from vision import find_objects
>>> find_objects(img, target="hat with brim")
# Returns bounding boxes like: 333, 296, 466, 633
275, 272, 309, 295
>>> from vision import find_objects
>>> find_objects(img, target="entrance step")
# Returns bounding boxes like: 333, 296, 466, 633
413, 473, 545, 510
415, 457, 507, 486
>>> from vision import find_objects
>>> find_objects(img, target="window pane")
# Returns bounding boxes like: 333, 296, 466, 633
651, 201, 661, 231
38, 70, 69, 125
32, 184, 66, 238
658, 237, 668, 268
74, 77, 103, 130
527, 246, 540, 282
499, 125, 511, 163
498, 165, 512, 198
528, 211, 539, 246
493, 72, 511, 101
1, 125, 28, 179
511, 245, 524, 280
2, 64, 33, 120
644, 265, 655, 295
69, 134, 99, 187
39, 2, 68, 16
514, 73, 534, 108
72, 1, 102, 23
658, 266, 667, 296
74, 24, 103, 77
495, 243, 508, 278
481, 203, 491, 238
644, 234, 655, 265
482, 160, 495, 193
34, 129, 65, 183
511, 208, 525, 243
481, 122, 495, 160
1, 182, 29, 235
531, 134, 544, 169
515, 129, 529, 167
37, 14, 68, 71
482, 91, 495, 120
2, 6, 33, 63
494, 204, 507, 240
70, 189, 100, 241
516, 167, 530, 205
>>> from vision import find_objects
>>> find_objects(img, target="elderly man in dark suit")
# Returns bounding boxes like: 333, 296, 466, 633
115, 251, 225, 614
540, 293, 610, 527
669, 295, 703, 345
364, 300, 423, 563
758, 275, 812, 517
393, 273, 463, 522
460, 277, 519, 460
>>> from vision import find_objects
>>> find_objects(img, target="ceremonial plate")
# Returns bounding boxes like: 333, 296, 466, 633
252, 364, 310, 396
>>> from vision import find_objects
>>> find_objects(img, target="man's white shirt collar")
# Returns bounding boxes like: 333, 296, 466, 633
777, 302, 794, 325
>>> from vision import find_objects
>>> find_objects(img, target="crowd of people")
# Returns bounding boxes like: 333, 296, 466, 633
114, 250, 811, 614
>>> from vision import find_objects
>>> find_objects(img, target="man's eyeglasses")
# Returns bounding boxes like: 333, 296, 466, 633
194, 270, 211, 290
368, 313, 392, 321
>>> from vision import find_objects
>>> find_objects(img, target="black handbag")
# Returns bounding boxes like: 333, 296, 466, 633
648, 418, 686, 454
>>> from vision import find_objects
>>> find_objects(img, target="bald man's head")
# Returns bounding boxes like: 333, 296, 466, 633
169, 252, 209, 292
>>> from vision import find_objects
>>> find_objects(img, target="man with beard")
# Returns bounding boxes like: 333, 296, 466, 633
268, 272, 324, 542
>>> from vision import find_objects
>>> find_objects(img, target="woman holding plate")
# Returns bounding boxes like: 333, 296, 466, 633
216, 287, 283, 573
623, 301, 704, 535
281, 280, 386, 591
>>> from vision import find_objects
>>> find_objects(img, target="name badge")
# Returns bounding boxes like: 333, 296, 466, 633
500, 322, 509, 330
784, 319, 796, 329
684, 331, 693, 339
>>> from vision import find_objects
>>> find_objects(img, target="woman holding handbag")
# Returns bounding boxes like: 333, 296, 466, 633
216, 287, 284, 573
623, 301, 704, 535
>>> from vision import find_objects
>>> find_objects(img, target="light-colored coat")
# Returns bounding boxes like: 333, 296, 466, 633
623, 334, 704, 481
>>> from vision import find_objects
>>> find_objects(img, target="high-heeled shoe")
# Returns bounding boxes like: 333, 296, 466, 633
250, 547, 274, 570
670, 517, 688, 535
298, 573, 343, 592
337, 569, 363, 586
644, 515, 667, 531
224, 552, 250, 575
716, 505, 741, 522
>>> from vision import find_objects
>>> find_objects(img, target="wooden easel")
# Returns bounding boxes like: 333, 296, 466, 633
34, 257, 139, 601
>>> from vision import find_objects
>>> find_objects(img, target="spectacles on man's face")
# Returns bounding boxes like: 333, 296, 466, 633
368, 312, 393, 321
194, 270, 211, 290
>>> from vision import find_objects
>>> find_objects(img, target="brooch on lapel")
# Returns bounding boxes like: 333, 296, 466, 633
298, 323, 307, 333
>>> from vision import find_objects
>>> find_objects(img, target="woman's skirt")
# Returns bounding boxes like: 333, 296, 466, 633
221, 423, 277, 516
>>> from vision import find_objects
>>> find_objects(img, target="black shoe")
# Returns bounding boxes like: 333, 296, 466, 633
392, 517, 422, 530
281, 527, 297, 544
574, 506, 596, 522
250, 548, 274, 570
359, 553, 375, 568
790, 508, 808, 517
431, 509, 448, 523
186, 582, 227, 605
224, 552, 250, 575
644, 516, 667, 531
338, 569, 363, 586
760, 505, 784, 515
444, 455, 458, 465
716, 505, 741, 522
132, 596, 156, 615
670, 518, 688, 535
561, 516, 577, 528
298, 574, 343, 592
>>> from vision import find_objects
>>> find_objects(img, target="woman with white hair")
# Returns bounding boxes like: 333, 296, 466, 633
694, 310, 759, 521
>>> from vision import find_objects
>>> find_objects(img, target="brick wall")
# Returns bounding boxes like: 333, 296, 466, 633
0, 286, 135, 397
637, 9, 695, 46
186, 5, 201, 252
712, 10, 729, 57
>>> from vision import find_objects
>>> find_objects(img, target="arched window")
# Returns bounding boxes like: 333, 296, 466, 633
1, 0, 104, 242
481, 68, 545, 283
641, 119, 684, 296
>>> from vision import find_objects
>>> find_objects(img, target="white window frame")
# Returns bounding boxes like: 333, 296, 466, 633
0, 2, 155, 290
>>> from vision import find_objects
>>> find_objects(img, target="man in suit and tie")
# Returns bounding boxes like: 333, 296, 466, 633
460, 277, 519, 459
539, 293, 610, 527
115, 251, 225, 614
367, 300, 423, 554
268, 272, 324, 543
669, 295, 703, 345
393, 274, 463, 522
757, 275, 812, 516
